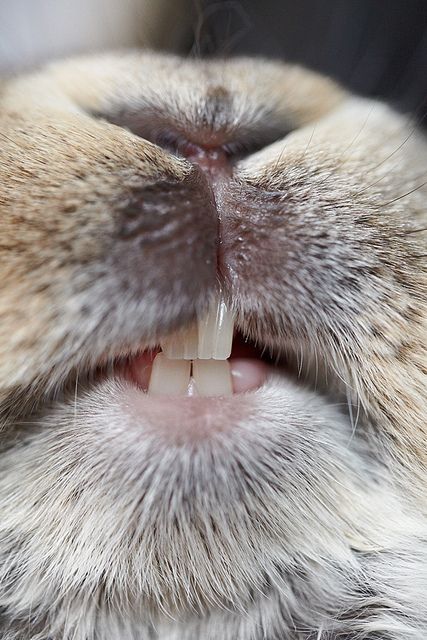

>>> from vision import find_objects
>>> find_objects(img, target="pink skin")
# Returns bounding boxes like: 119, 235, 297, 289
172, 138, 233, 176
229, 358, 269, 393
183, 143, 231, 176
123, 350, 158, 390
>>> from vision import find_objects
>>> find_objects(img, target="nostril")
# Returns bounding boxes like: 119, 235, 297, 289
92, 108, 292, 173
178, 141, 231, 175
152, 131, 232, 174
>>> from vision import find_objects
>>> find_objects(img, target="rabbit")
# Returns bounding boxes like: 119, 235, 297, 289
0, 51, 425, 639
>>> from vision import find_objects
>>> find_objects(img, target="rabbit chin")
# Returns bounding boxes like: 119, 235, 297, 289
0, 366, 398, 636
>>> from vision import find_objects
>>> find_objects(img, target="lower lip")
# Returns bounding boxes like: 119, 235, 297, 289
108, 346, 273, 444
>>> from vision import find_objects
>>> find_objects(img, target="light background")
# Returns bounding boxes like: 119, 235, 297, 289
0, 0, 190, 73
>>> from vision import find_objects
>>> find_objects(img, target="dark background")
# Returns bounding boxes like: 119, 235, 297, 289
1, 1, 426, 122
192, 0, 427, 119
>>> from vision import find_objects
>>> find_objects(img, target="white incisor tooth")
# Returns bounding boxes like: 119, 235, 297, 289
198, 295, 234, 360
161, 294, 234, 360
192, 359, 233, 396
161, 325, 199, 360
148, 353, 191, 396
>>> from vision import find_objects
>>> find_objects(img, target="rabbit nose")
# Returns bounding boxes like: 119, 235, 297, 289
172, 140, 231, 175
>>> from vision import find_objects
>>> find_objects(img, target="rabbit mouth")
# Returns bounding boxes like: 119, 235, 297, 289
115, 332, 274, 399
103, 293, 281, 402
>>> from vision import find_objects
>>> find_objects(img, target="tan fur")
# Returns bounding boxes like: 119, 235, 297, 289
0, 51, 426, 640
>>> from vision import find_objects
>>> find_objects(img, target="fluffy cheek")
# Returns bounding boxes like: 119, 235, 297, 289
220, 174, 381, 347
0, 377, 381, 617
0, 116, 218, 392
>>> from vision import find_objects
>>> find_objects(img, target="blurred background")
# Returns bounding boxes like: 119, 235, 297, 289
1, 0, 426, 117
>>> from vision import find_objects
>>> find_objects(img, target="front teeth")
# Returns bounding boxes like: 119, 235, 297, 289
148, 294, 234, 396
148, 356, 233, 397
192, 359, 232, 396
161, 295, 234, 360
148, 354, 191, 396
160, 325, 199, 360
197, 296, 234, 360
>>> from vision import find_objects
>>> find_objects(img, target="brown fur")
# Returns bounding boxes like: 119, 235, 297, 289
0, 51, 426, 639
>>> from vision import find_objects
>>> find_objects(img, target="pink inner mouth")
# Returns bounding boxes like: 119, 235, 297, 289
119, 334, 271, 395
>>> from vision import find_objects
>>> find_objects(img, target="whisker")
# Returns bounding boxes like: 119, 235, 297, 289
346, 388, 361, 447
402, 226, 427, 234
353, 123, 422, 196
354, 170, 427, 200
73, 372, 79, 430
314, 104, 377, 189
297, 344, 304, 379
378, 179, 427, 207
301, 124, 317, 160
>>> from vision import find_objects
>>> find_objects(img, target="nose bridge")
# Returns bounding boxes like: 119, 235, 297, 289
158, 85, 236, 175
201, 84, 234, 130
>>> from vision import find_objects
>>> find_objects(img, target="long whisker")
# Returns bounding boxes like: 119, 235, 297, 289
378, 179, 427, 207
401, 226, 427, 235
353, 127, 422, 196
314, 104, 377, 189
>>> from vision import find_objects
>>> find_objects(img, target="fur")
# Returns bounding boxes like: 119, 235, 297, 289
0, 51, 425, 639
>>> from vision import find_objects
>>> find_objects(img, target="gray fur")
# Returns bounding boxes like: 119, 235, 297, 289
0, 53, 425, 639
